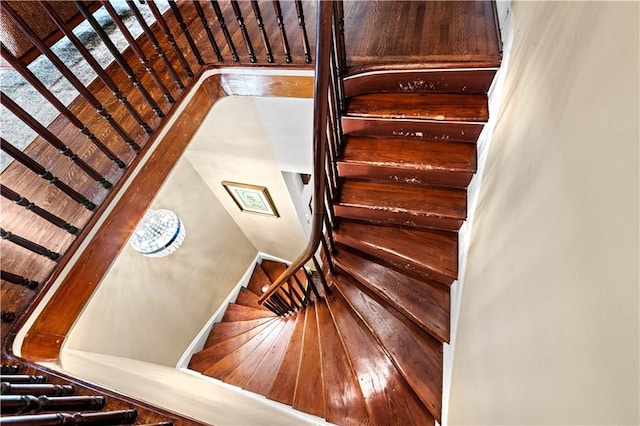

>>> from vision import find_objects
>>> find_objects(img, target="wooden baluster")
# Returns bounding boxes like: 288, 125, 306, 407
332, 0, 347, 110
167, 1, 204, 65
74, 1, 164, 118
328, 67, 345, 152
287, 278, 306, 308
193, 1, 223, 62
0, 395, 107, 415
1, 94, 113, 189
38, 2, 152, 136
210, 1, 239, 62
0, 366, 20, 375
281, 284, 301, 310
272, 292, 292, 314
294, 0, 311, 63
251, 1, 273, 63
1, 383, 74, 397
2, 3, 140, 152
303, 267, 322, 301
268, 299, 287, 316
292, 273, 308, 307
319, 234, 335, 275
312, 255, 331, 295
101, 1, 175, 104
0, 270, 39, 290
1, 185, 79, 235
146, 0, 194, 77
0, 43, 126, 169
126, 0, 184, 90
230, 1, 256, 63
0, 138, 96, 211
323, 209, 337, 252
263, 300, 282, 315
1, 228, 60, 261
0, 375, 47, 384
272, 1, 292, 63
1, 311, 16, 323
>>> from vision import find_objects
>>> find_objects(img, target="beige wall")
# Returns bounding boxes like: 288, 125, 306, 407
60, 349, 318, 426
449, 2, 639, 425
184, 96, 308, 261
65, 157, 258, 367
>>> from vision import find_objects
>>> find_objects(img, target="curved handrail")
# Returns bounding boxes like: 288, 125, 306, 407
258, 1, 334, 305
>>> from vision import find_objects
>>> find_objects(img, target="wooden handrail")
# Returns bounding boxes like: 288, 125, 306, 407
258, 1, 334, 306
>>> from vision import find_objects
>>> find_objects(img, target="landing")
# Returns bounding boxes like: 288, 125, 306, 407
343, 0, 502, 72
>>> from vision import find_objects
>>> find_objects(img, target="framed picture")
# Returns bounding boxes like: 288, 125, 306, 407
222, 181, 279, 217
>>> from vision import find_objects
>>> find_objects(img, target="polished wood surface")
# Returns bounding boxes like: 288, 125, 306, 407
339, 136, 477, 188
347, 93, 489, 122
267, 309, 306, 406
292, 303, 324, 417
204, 317, 274, 347
332, 246, 450, 344
325, 288, 435, 426
316, 300, 370, 425
335, 277, 443, 422
335, 180, 467, 231
221, 304, 277, 322
334, 220, 458, 286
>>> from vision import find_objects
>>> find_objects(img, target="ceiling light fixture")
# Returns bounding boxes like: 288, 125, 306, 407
129, 209, 185, 257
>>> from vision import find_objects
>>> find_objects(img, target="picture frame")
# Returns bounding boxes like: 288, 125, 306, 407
221, 181, 279, 217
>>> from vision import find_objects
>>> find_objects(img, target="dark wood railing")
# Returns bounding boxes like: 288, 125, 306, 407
0, 0, 316, 329
258, 0, 344, 314
0, 1, 316, 424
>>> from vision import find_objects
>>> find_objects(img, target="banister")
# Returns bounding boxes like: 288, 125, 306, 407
258, 0, 334, 306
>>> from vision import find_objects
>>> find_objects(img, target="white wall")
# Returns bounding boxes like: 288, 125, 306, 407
184, 96, 309, 261
449, 2, 639, 425
64, 158, 258, 367
60, 349, 319, 426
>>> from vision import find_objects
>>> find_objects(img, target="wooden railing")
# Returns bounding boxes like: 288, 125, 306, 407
0, 0, 316, 333
258, 0, 345, 314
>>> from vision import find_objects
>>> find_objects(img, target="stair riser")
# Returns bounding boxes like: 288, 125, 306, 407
334, 205, 464, 232
334, 233, 456, 287
344, 69, 497, 97
342, 117, 484, 143
337, 163, 474, 188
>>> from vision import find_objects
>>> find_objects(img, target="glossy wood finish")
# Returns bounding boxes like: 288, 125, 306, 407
0, 382, 74, 396
335, 277, 443, 422
204, 317, 274, 347
338, 136, 476, 188
343, 69, 498, 97
222, 304, 276, 322
347, 93, 489, 122
1, 409, 137, 426
292, 303, 324, 417
267, 309, 306, 405
335, 180, 467, 231
236, 288, 271, 311
325, 289, 436, 426
334, 220, 458, 285
316, 301, 370, 425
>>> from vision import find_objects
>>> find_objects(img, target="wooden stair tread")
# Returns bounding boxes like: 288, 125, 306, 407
333, 247, 450, 343
203, 317, 275, 348
267, 309, 306, 406
292, 303, 324, 418
246, 264, 271, 296
335, 277, 443, 422
239, 316, 297, 395
260, 259, 287, 282
335, 180, 467, 230
222, 304, 276, 322
325, 289, 435, 426
341, 135, 476, 172
346, 93, 489, 122
202, 320, 284, 379
334, 220, 458, 285
316, 300, 370, 425
225, 318, 295, 389
236, 288, 271, 312
189, 320, 276, 373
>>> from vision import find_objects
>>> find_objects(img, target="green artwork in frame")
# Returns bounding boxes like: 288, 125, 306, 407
222, 181, 280, 217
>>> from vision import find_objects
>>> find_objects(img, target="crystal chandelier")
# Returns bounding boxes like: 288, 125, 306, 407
129, 209, 185, 257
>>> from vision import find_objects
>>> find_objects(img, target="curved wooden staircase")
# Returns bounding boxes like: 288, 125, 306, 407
188, 62, 497, 425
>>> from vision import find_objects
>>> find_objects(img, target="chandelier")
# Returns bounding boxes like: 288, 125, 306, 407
129, 209, 185, 257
